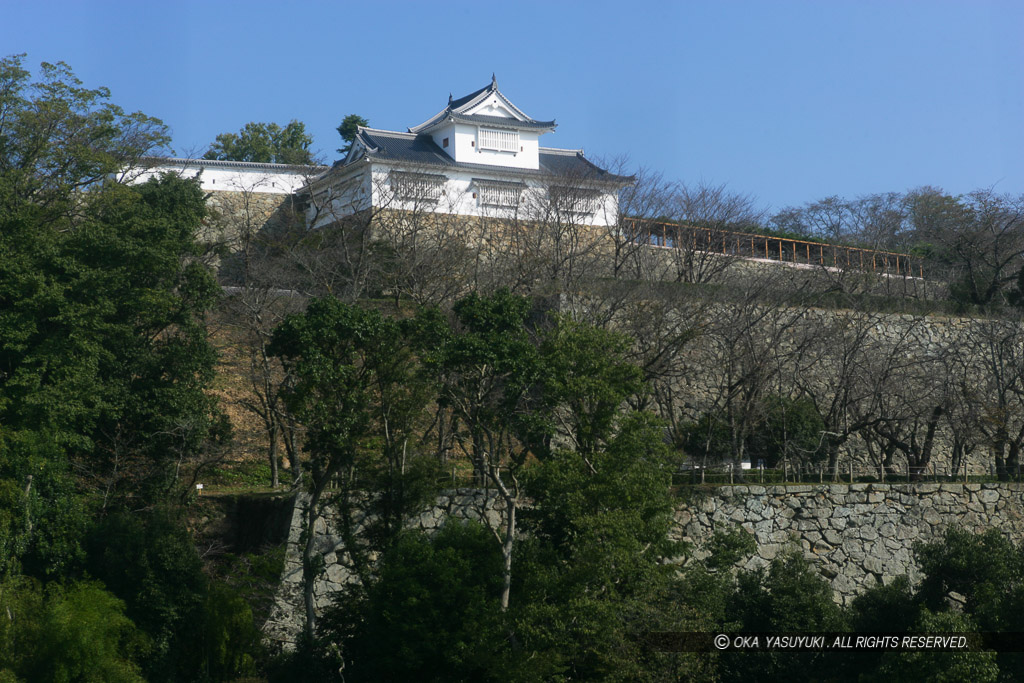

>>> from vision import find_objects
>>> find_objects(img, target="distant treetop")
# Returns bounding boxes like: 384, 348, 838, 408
337, 114, 368, 155
204, 120, 313, 165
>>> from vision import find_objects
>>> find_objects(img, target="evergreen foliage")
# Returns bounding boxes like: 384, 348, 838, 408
204, 120, 314, 165
336, 114, 368, 155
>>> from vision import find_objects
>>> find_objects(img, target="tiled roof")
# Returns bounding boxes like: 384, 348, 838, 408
449, 83, 491, 110
449, 112, 555, 130
345, 129, 632, 185
409, 77, 555, 134
472, 178, 527, 189
141, 156, 328, 174
360, 129, 453, 166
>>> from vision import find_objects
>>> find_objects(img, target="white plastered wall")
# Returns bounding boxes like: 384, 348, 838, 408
365, 164, 619, 228
132, 160, 314, 195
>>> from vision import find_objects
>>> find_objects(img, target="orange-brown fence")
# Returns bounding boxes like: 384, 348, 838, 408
622, 218, 923, 279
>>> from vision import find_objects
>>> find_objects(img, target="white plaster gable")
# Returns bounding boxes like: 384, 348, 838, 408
343, 136, 370, 165
409, 77, 554, 135
464, 93, 524, 121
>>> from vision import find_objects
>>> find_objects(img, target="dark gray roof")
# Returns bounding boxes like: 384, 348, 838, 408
342, 129, 633, 186
449, 112, 555, 130
472, 177, 527, 188
449, 83, 490, 110
358, 130, 453, 166
409, 77, 555, 134
141, 155, 328, 173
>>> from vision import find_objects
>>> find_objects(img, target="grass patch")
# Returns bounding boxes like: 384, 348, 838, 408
202, 457, 295, 492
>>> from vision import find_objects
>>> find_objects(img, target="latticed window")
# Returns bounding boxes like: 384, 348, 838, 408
390, 171, 446, 202
479, 128, 519, 153
476, 180, 523, 208
551, 186, 602, 215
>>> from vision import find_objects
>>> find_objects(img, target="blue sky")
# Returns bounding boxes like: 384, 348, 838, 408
3, 0, 1021, 210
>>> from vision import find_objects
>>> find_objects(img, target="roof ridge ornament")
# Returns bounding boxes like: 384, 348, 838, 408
448, 92, 453, 105
491, 73, 497, 89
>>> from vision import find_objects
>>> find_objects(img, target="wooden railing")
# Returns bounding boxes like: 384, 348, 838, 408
622, 218, 923, 279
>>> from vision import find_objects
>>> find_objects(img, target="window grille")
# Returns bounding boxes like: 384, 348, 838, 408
477, 181, 523, 208
479, 128, 519, 153
551, 186, 602, 215
390, 171, 445, 202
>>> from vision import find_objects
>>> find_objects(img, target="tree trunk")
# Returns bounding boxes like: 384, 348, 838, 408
827, 444, 841, 482
993, 442, 1008, 482
500, 498, 516, 612
301, 487, 323, 641
912, 406, 943, 479
281, 410, 302, 487
268, 422, 280, 488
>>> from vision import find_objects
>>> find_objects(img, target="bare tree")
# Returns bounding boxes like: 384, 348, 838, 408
960, 317, 1024, 478
565, 280, 708, 446
938, 334, 981, 475
917, 190, 1024, 306
495, 173, 614, 296
860, 344, 945, 478
792, 307, 925, 477
285, 169, 384, 301
664, 182, 766, 284
598, 160, 676, 281
684, 270, 812, 471
210, 171, 313, 488
366, 173, 486, 306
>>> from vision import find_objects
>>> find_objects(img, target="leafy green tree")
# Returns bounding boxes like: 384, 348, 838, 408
834, 529, 1021, 682
875, 610, 998, 683
318, 300, 695, 681
0, 435, 86, 579
747, 394, 826, 467
915, 527, 1024, 628
271, 298, 439, 639
413, 290, 550, 611
324, 523, 509, 682
204, 120, 314, 165
0, 54, 257, 682
87, 509, 207, 681
197, 582, 263, 682
1, 174, 227, 510
848, 575, 920, 634
0, 54, 168, 217
0, 576, 146, 682
682, 394, 824, 468
728, 552, 847, 632
677, 528, 757, 635
86, 509, 262, 683
913, 526, 1024, 679
516, 412, 690, 681
0, 57, 225, 579
336, 114, 368, 155
719, 552, 847, 682
538, 316, 644, 457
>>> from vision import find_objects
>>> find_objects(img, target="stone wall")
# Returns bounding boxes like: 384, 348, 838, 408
262, 483, 1024, 648
201, 190, 297, 254
572, 284, 1019, 476
262, 489, 505, 650
673, 483, 1024, 605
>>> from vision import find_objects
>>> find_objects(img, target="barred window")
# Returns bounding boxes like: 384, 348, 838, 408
551, 186, 602, 215
390, 171, 446, 202
479, 128, 519, 153
476, 179, 523, 208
